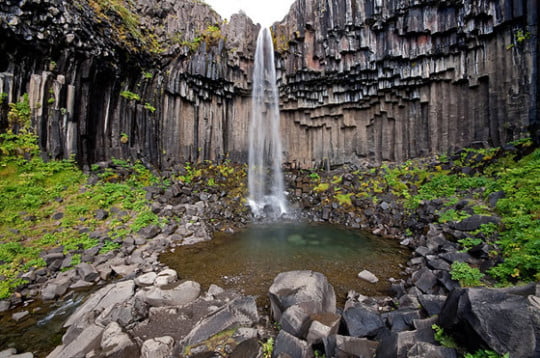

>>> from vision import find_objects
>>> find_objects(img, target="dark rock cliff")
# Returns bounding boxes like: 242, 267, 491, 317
273, 0, 538, 167
0, 0, 537, 168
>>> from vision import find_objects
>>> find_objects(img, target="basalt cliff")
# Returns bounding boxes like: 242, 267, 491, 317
0, 0, 538, 168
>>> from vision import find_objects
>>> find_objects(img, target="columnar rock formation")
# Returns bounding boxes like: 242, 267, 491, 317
0, 0, 537, 168
274, 0, 538, 167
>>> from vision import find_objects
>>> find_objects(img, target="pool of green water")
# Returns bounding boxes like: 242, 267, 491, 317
160, 222, 410, 303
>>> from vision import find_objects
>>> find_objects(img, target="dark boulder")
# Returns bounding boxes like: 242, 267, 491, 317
439, 287, 540, 357
451, 215, 501, 232
342, 304, 385, 338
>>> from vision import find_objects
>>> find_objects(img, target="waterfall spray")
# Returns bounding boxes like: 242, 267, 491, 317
248, 27, 288, 218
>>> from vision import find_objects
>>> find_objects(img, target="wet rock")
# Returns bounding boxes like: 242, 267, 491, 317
268, 271, 336, 322
100, 321, 138, 357
11, 310, 29, 322
140, 336, 174, 358
439, 287, 540, 357
357, 269, 379, 283
0, 301, 10, 312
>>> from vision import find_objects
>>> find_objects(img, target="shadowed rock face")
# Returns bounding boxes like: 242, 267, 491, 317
0, 0, 537, 168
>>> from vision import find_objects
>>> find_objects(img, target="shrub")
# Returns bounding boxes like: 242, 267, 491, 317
450, 262, 484, 287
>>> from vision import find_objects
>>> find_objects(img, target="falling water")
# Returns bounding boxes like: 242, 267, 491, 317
248, 27, 288, 217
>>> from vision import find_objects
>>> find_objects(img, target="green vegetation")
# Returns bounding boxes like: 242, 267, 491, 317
450, 262, 484, 287
308, 138, 539, 284
465, 350, 509, 358
261, 337, 274, 358
432, 324, 458, 349
85, 0, 162, 53
0, 99, 169, 298
120, 90, 140, 101
144, 102, 157, 113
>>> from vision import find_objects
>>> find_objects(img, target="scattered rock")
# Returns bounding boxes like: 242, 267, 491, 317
135, 272, 157, 287
140, 336, 174, 358
135, 280, 200, 307
357, 269, 379, 283
11, 310, 29, 322
273, 330, 313, 358
100, 321, 138, 357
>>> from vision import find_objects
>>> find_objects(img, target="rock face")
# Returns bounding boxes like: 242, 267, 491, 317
0, 0, 537, 168
273, 0, 538, 167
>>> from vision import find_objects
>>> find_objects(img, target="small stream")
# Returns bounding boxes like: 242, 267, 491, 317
0, 291, 86, 357
161, 222, 410, 304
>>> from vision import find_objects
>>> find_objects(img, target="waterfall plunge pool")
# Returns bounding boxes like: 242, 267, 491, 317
160, 223, 410, 303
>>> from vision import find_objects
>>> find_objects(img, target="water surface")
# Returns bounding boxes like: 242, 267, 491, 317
161, 223, 409, 302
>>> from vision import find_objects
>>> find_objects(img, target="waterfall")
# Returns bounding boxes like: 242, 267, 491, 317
248, 27, 288, 218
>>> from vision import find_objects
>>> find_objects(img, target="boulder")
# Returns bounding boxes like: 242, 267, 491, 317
325, 335, 379, 358
135, 272, 157, 287
76, 263, 99, 282
439, 287, 540, 357
382, 309, 421, 333
46, 324, 103, 358
376, 328, 436, 358
140, 336, 174, 358
407, 342, 457, 358
418, 294, 447, 316
135, 280, 200, 307
268, 271, 336, 322
273, 330, 312, 358
411, 267, 438, 294
181, 296, 259, 347
451, 215, 501, 232
306, 312, 341, 345
64, 280, 135, 328
343, 304, 384, 338
154, 269, 178, 287
357, 270, 379, 283
100, 322, 138, 357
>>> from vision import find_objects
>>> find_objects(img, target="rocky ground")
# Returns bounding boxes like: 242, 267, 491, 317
0, 143, 539, 357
